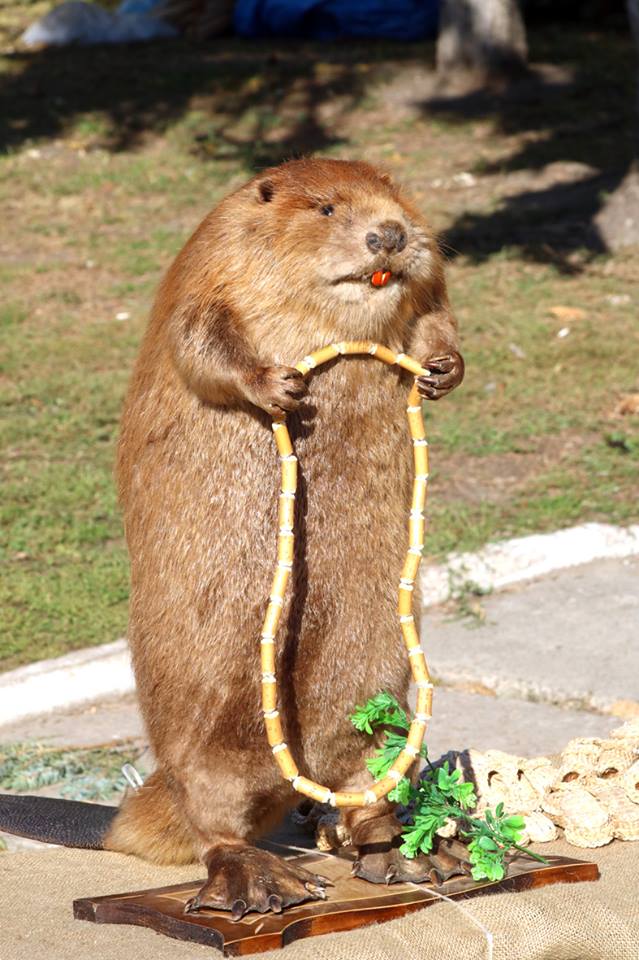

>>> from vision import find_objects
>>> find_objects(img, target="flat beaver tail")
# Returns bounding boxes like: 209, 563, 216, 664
0, 793, 118, 848
103, 770, 197, 865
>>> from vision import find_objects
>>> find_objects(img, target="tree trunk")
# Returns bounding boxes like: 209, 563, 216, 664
436, 0, 527, 80
594, 0, 639, 249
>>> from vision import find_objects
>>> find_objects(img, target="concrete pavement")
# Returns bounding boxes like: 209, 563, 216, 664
421, 555, 639, 714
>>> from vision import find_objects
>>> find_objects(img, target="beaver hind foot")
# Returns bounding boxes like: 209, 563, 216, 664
350, 813, 432, 884
349, 813, 471, 886
185, 844, 332, 920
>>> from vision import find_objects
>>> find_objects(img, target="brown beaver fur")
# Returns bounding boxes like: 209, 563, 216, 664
106, 157, 464, 918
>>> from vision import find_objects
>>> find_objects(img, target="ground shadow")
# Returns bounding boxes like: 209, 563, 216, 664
1, 24, 635, 258
0, 36, 416, 168
417, 28, 636, 266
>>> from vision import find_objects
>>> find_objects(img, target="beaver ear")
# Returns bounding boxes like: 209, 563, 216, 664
257, 179, 275, 203
378, 172, 395, 189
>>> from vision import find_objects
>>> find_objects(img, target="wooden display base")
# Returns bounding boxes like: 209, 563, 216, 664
74, 846, 599, 955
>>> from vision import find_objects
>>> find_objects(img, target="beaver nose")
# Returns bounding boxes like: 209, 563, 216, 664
365, 220, 407, 254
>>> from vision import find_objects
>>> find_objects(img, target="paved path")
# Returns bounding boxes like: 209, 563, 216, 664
421, 555, 639, 714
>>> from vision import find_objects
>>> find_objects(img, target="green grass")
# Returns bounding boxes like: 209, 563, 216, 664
0, 11, 637, 668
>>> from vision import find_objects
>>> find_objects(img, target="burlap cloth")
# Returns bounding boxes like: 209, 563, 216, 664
1, 840, 637, 960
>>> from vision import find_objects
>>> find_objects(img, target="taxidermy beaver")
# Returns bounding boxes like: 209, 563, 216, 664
0, 159, 464, 918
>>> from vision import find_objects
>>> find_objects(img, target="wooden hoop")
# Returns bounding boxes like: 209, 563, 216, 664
262, 341, 433, 808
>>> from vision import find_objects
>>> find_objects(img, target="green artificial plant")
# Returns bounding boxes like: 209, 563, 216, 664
351, 691, 547, 882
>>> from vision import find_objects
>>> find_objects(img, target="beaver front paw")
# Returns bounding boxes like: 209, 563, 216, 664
245, 365, 309, 416
184, 844, 331, 920
416, 351, 464, 401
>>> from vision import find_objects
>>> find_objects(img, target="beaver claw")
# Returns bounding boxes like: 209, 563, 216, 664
416, 351, 464, 400
350, 814, 472, 887
351, 847, 431, 884
184, 844, 331, 920
247, 364, 309, 416
349, 813, 431, 885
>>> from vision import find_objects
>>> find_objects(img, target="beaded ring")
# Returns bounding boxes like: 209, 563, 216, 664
261, 341, 433, 808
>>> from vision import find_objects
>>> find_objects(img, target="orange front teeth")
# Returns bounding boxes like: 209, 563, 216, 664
371, 270, 391, 287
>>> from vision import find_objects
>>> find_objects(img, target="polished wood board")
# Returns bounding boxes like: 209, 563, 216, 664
74, 849, 599, 956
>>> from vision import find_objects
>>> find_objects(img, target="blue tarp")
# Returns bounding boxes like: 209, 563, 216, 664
234, 0, 440, 41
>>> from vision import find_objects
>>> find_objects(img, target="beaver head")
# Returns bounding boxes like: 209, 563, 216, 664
221, 158, 438, 340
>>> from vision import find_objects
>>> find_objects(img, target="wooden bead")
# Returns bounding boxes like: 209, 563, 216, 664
407, 721, 426, 752
409, 516, 425, 546
270, 566, 289, 599
273, 426, 294, 458
407, 409, 426, 439
331, 791, 366, 808
263, 603, 281, 638
398, 588, 413, 617
409, 651, 429, 685
401, 620, 420, 649
281, 457, 297, 491
371, 777, 397, 799
390, 750, 419, 778
277, 536, 294, 564
264, 714, 284, 747
260, 645, 275, 675
293, 777, 332, 804
261, 682, 277, 713
309, 344, 340, 367
340, 340, 378, 354
373, 345, 396, 365
412, 475, 428, 508
278, 496, 295, 530
402, 552, 421, 583
397, 354, 426, 376
413, 444, 428, 476
416, 685, 433, 715
273, 748, 299, 781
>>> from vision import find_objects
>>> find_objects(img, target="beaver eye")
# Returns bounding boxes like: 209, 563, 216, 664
320, 204, 334, 217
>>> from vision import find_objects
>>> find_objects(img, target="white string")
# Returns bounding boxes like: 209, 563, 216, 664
425, 887, 494, 960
